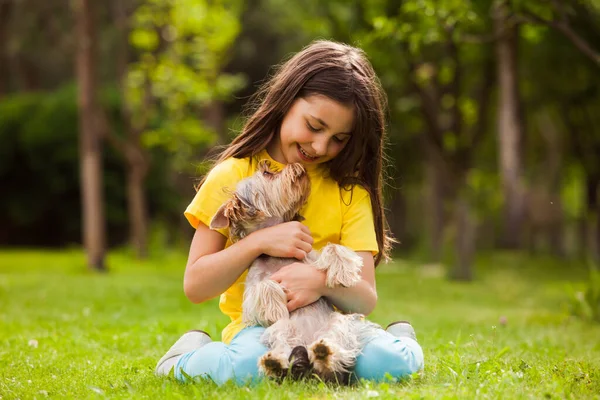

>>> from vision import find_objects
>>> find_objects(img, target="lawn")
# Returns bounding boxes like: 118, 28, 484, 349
1, 249, 599, 399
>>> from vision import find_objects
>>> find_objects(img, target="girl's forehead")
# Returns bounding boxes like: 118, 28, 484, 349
295, 95, 354, 133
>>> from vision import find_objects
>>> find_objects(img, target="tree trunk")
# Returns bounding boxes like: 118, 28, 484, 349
113, 0, 150, 259
0, 1, 13, 96
452, 193, 475, 281
127, 155, 149, 259
587, 176, 600, 262
75, 0, 106, 271
15, 53, 41, 92
537, 110, 565, 257
595, 210, 600, 263
494, 0, 526, 249
203, 100, 228, 145
386, 185, 407, 248
174, 169, 198, 242
578, 216, 588, 259
425, 148, 445, 262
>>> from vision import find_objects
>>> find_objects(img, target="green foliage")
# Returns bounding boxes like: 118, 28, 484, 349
127, 0, 246, 169
0, 88, 84, 245
0, 87, 180, 247
466, 169, 504, 218
367, 0, 486, 52
2, 0, 600, 254
1, 250, 600, 397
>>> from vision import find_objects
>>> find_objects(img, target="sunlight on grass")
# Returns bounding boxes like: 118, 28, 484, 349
1, 249, 599, 399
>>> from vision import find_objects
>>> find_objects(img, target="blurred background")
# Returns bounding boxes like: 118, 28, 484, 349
0, 0, 599, 281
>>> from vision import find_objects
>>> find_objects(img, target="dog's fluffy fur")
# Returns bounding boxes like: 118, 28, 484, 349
210, 161, 380, 383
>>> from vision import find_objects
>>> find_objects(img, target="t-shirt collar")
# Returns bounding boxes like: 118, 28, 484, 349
255, 149, 324, 175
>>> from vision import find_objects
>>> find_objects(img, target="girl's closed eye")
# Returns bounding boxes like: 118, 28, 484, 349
306, 121, 321, 132
306, 121, 347, 143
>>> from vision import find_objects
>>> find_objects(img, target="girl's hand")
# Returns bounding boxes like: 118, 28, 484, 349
250, 221, 313, 260
270, 262, 326, 312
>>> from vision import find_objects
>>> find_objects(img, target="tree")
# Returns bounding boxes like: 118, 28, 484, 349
257, 0, 497, 278
493, 0, 527, 248
101, 0, 245, 258
108, 0, 152, 259
365, 0, 496, 280
515, 0, 600, 259
0, 0, 14, 96
517, 0, 600, 66
74, 0, 107, 271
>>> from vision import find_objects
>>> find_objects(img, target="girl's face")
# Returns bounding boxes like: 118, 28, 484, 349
268, 95, 354, 166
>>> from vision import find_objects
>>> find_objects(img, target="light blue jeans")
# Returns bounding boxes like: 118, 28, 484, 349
174, 326, 424, 385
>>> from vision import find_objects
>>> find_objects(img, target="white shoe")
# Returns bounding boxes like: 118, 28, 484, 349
385, 321, 417, 341
155, 330, 212, 376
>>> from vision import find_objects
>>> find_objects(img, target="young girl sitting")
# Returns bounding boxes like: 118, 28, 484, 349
155, 40, 424, 385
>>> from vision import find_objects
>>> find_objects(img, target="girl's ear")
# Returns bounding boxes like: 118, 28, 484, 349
210, 203, 230, 230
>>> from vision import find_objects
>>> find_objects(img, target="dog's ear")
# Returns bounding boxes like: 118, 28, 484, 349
210, 202, 231, 230
292, 213, 305, 222
257, 159, 273, 175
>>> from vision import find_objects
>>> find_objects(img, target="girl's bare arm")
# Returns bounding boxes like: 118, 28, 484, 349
321, 251, 378, 315
183, 223, 261, 304
183, 221, 313, 304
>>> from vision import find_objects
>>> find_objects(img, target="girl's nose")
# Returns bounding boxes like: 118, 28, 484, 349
311, 138, 328, 156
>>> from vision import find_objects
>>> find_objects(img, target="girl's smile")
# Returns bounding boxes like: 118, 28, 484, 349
297, 144, 319, 162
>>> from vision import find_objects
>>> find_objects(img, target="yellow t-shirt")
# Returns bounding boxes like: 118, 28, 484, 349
184, 149, 378, 343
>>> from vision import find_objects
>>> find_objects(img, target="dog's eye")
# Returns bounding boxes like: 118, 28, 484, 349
262, 171, 273, 177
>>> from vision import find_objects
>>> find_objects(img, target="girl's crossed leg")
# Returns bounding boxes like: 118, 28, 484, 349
353, 329, 424, 382
173, 325, 424, 385
174, 326, 268, 386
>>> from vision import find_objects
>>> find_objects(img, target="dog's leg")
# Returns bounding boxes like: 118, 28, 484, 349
242, 280, 289, 327
313, 244, 363, 288
308, 313, 362, 383
259, 319, 297, 380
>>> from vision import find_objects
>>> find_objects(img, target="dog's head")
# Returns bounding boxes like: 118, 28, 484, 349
209, 160, 310, 240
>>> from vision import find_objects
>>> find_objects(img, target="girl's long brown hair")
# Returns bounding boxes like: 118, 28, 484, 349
209, 40, 394, 265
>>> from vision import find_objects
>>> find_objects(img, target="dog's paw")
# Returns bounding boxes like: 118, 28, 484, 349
308, 339, 335, 374
259, 351, 289, 380
326, 263, 361, 288
309, 338, 357, 383
314, 244, 363, 288
309, 339, 349, 384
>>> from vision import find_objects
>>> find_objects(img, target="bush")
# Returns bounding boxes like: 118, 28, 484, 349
0, 85, 180, 247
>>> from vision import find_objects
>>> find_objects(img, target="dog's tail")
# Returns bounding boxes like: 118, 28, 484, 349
289, 345, 311, 379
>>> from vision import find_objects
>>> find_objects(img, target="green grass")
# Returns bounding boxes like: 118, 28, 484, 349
1, 249, 599, 399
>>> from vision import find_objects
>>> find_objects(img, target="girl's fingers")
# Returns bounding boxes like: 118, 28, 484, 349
299, 232, 314, 245
294, 249, 307, 260
296, 240, 312, 254
299, 224, 312, 236
287, 297, 301, 312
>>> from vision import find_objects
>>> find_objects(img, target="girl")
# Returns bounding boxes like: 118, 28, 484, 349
155, 40, 424, 385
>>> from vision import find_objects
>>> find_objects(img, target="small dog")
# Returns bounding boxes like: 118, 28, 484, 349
210, 160, 380, 383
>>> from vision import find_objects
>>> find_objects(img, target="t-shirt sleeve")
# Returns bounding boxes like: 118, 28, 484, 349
340, 185, 379, 255
184, 158, 245, 237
